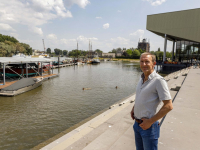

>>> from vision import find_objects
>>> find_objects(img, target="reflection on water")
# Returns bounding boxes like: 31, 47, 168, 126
0, 61, 141, 150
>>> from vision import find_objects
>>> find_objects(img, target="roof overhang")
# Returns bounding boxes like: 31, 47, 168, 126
147, 8, 200, 43
0, 57, 54, 64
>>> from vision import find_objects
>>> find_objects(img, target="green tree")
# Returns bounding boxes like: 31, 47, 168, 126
63, 50, 68, 55
54, 48, 62, 55
150, 51, 155, 55
166, 51, 172, 58
94, 49, 103, 56
126, 49, 133, 56
158, 48, 161, 51
47, 48, 51, 54
132, 49, 140, 57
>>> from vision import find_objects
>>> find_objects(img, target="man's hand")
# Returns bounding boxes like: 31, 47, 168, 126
130, 107, 135, 120
139, 118, 153, 130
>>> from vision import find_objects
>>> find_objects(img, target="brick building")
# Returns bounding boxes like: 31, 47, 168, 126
138, 39, 150, 52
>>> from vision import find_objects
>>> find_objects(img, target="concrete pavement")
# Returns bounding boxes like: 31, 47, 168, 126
35, 67, 200, 150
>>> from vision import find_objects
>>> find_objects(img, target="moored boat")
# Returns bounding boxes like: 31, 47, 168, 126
0, 77, 43, 96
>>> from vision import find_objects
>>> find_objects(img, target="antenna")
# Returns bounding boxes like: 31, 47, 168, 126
42, 39, 46, 53
89, 39, 90, 51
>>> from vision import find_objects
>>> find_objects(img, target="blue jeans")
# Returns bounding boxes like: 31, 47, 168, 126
133, 121, 160, 150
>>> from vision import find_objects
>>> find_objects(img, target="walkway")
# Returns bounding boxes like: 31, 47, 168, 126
35, 67, 200, 150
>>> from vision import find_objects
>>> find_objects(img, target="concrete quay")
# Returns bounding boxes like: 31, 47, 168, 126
35, 67, 199, 150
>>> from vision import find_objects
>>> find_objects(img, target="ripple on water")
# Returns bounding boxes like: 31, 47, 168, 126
0, 61, 142, 150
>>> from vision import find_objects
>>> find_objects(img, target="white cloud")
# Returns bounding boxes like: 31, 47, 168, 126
96, 17, 102, 19
61, 35, 98, 44
0, 0, 74, 39
0, 23, 15, 31
0, 0, 72, 27
47, 34, 58, 40
31, 0, 73, 17
29, 26, 43, 36
111, 37, 130, 45
10, 32, 19, 38
64, 0, 90, 9
143, 0, 166, 6
103, 23, 109, 29
130, 29, 144, 39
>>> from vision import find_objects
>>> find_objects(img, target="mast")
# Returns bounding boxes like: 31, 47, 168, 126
42, 39, 46, 53
77, 40, 78, 60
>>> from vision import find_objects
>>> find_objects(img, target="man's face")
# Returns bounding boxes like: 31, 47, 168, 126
140, 55, 155, 75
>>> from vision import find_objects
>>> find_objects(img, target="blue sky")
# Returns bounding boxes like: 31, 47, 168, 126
0, 0, 200, 53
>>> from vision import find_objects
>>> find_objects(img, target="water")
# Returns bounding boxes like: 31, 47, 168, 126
0, 61, 142, 150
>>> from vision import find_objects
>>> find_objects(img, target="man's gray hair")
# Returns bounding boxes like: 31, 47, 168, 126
140, 52, 156, 62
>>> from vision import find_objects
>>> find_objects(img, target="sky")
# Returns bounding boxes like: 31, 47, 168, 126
0, 0, 200, 53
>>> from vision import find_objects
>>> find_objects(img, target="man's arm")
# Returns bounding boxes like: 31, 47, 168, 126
139, 100, 173, 130
130, 106, 135, 120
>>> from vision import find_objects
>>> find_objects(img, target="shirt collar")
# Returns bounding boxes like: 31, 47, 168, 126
141, 70, 156, 80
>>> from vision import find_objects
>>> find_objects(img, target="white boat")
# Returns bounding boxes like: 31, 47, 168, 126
77, 61, 83, 65
0, 77, 43, 96
92, 58, 100, 64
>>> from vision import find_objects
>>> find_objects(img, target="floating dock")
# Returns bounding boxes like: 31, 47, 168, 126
32, 67, 200, 150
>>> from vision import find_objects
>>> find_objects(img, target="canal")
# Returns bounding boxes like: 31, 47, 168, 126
0, 61, 142, 150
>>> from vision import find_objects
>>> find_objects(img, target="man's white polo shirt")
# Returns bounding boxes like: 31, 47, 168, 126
134, 70, 171, 119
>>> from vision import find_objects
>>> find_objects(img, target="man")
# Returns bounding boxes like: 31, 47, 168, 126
130, 52, 173, 150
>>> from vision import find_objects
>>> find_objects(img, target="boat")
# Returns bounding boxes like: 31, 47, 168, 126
0, 63, 41, 77
92, 58, 100, 64
86, 59, 92, 64
0, 77, 43, 96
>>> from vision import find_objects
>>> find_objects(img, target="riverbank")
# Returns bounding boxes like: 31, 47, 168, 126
34, 67, 197, 150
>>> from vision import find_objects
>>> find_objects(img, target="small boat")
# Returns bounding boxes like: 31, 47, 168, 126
87, 60, 92, 64
0, 77, 43, 96
92, 58, 100, 64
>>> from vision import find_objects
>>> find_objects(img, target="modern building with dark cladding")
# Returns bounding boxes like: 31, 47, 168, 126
146, 8, 200, 71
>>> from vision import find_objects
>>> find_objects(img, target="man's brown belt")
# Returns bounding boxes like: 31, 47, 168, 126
135, 119, 143, 124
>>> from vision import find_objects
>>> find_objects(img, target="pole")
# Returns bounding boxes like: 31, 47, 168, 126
26, 63, 28, 78
38, 62, 40, 76
58, 57, 60, 68
51, 62, 53, 74
41, 62, 43, 76
42, 39, 46, 53
172, 40, 175, 61
163, 34, 167, 62
3, 63, 5, 85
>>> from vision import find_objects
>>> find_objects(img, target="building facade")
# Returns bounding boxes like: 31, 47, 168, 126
102, 53, 115, 58
138, 39, 150, 52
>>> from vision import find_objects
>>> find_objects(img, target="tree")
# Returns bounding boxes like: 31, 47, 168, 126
126, 49, 133, 56
63, 50, 68, 55
116, 47, 122, 52
109, 48, 116, 53
138, 48, 145, 54
158, 48, 161, 51
47, 48, 51, 54
132, 49, 140, 57
54, 48, 62, 55
150, 51, 155, 55
94, 49, 103, 56
166, 51, 172, 58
